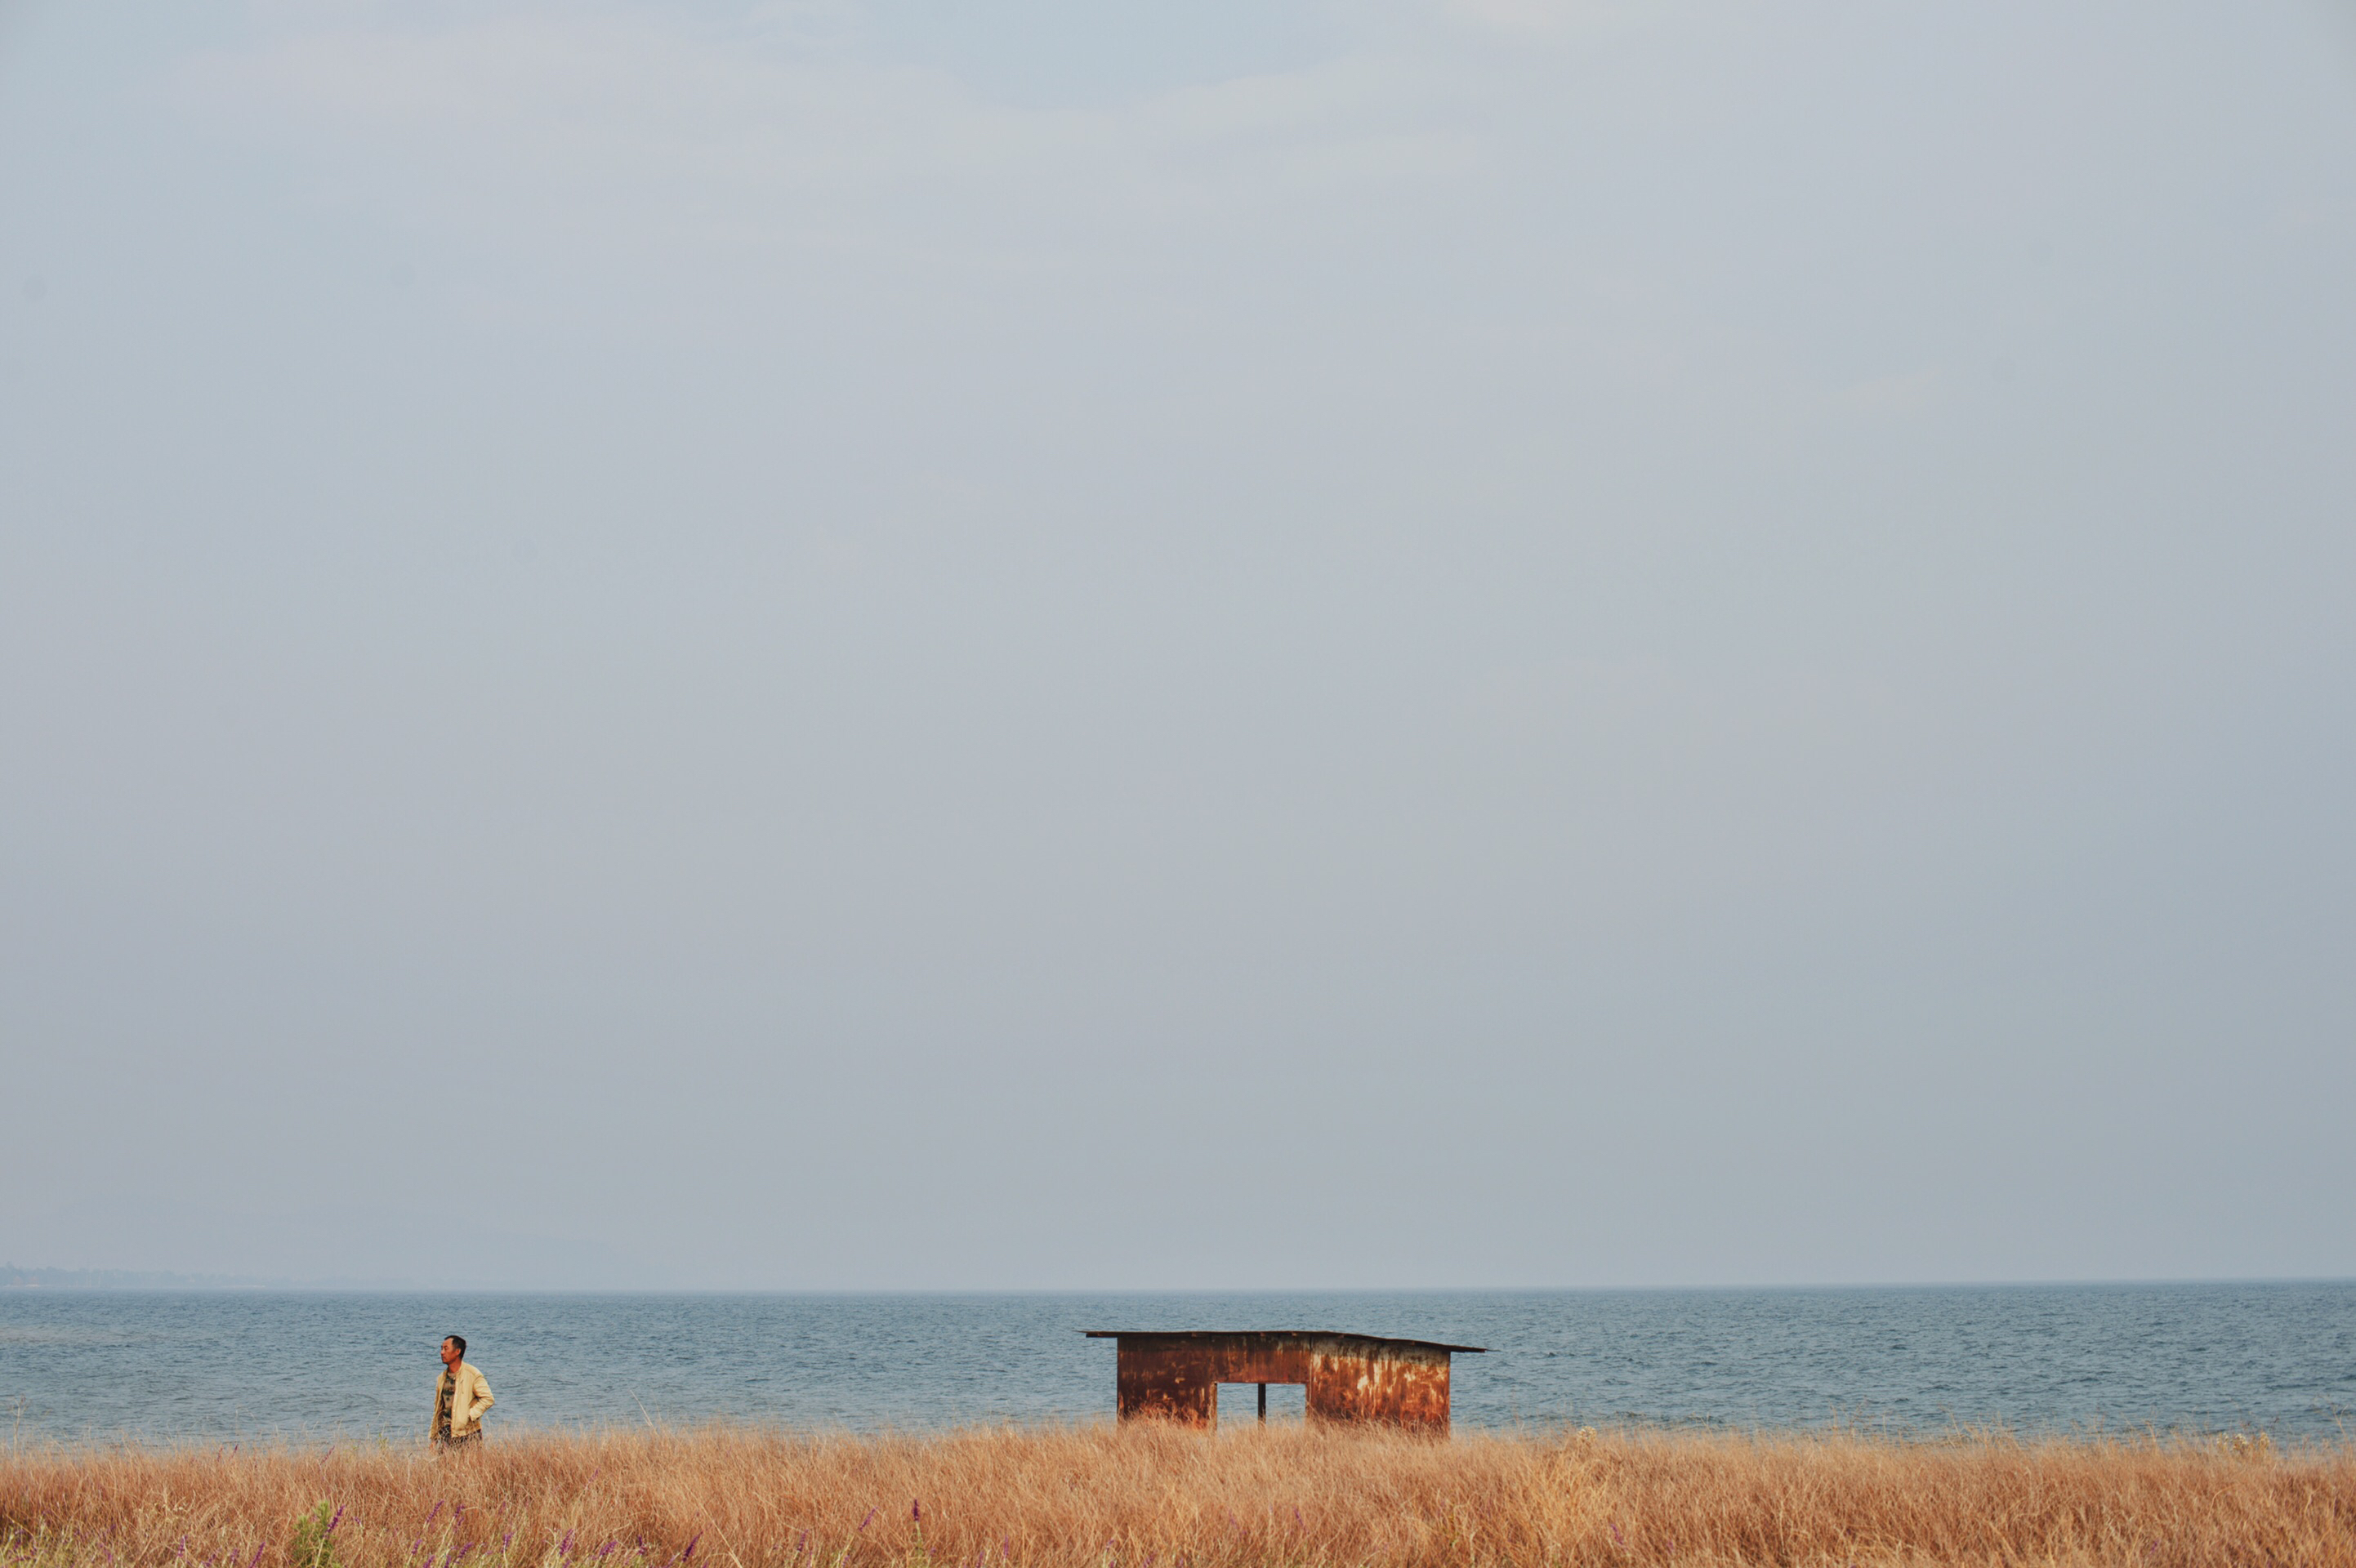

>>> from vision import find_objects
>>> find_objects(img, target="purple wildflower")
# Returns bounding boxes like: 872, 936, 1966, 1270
328, 1508, 346, 1535
912, 1502, 921, 1524
857, 1511, 876, 1534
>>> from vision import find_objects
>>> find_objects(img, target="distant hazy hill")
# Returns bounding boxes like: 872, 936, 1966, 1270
0, 1263, 282, 1290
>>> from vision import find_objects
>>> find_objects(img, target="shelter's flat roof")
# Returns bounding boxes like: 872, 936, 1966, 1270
1082, 1330, 1487, 1354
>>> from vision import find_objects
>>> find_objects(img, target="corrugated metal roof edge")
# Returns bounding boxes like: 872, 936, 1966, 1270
1082, 1330, 1487, 1354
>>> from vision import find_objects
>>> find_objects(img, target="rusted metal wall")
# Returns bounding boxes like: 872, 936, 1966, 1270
1093, 1332, 1472, 1433
1305, 1343, 1453, 1429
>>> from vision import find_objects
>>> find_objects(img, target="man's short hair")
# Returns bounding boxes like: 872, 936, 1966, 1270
444, 1334, 466, 1357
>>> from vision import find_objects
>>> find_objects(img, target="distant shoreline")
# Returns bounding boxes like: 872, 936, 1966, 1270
0, 1264, 285, 1292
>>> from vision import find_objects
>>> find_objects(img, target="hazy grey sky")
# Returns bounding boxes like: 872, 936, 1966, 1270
2, 1, 2352, 1291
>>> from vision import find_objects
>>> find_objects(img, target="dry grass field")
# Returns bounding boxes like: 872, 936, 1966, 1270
4, 1423, 2351, 1568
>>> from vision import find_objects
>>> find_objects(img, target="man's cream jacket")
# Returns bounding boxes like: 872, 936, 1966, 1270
435, 1361, 495, 1438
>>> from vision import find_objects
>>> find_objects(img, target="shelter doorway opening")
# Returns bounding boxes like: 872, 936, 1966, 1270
1216, 1381, 1305, 1428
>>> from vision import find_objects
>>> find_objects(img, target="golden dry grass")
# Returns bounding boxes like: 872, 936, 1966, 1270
4, 1423, 2351, 1568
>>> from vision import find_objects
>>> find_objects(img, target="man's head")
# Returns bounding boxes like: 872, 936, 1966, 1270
441, 1335, 466, 1370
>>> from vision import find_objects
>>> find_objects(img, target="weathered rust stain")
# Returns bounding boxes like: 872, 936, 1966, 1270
1086, 1331, 1484, 1434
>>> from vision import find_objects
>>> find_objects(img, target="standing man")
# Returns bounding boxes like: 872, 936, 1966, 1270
431, 1334, 494, 1450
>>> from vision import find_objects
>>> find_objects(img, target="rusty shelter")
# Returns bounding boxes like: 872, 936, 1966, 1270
1085, 1330, 1486, 1432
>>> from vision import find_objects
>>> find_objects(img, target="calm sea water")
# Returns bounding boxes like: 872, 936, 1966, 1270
2, 1286, 2350, 1447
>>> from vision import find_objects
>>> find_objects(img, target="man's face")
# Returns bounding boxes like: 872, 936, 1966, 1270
441, 1339, 462, 1370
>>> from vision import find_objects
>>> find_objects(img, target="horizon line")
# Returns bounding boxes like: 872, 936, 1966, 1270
7, 1270, 2354, 1296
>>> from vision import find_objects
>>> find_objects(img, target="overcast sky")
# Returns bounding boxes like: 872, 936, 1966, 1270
2, 0, 2352, 1291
